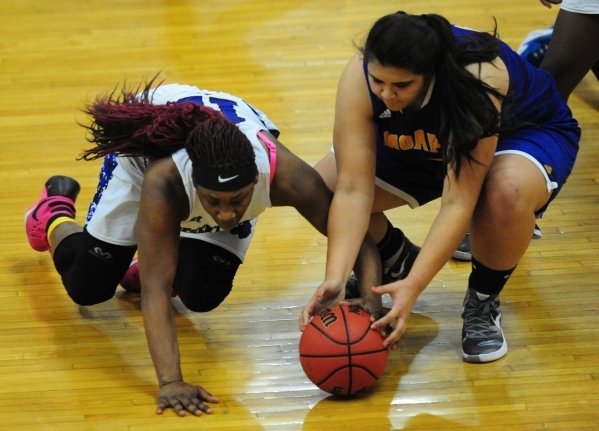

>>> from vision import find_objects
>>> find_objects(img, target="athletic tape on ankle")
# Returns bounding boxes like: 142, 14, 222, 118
47, 216, 78, 240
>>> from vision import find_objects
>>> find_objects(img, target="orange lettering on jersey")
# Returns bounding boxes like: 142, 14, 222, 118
384, 131, 399, 149
414, 130, 429, 151
544, 164, 553, 174
384, 131, 440, 153
428, 134, 441, 153
399, 135, 414, 150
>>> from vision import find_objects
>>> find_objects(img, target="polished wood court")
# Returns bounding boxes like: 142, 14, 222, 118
1, 0, 598, 429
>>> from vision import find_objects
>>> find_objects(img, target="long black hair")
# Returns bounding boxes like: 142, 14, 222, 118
362, 12, 509, 178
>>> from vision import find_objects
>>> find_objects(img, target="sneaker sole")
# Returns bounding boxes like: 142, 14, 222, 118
462, 333, 508, 363
452, 250, 472, 261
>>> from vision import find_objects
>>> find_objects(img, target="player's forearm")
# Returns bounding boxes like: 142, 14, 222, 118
141, 288, 183, 385
325, 190, 373, 284
353, 233, 382, 290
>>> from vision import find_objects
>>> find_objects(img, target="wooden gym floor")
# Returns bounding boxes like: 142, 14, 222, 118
0, 0, 598, 429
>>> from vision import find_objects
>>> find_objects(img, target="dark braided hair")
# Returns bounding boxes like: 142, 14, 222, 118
79, 76, 223, 160
362, 12, 511, 178
185, 116, 256, 185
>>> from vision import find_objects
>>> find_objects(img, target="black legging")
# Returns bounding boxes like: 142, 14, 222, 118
53, 228, 241, 310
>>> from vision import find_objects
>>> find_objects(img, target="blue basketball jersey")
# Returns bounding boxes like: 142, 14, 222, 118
367, 26, 580, 208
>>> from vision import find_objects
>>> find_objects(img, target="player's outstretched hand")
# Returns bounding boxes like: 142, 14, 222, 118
299, 279, 344, 331
156, 380, 219, 417
369, 280, 419, 349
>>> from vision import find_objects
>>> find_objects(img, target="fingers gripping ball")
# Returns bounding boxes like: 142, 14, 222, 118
299, 304, 388, 396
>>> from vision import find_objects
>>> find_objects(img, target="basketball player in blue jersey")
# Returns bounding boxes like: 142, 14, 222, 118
301, 12, 580, 364
25, 78, 381, 417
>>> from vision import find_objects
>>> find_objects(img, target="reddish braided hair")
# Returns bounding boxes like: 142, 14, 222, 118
186, 116, 256, 172
79, 76, 223, 160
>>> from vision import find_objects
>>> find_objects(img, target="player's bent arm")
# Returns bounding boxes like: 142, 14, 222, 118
414, 136, 496, 287
268, 139, 332, 235
371, 135, 498, 345
326, 53, 378, 286
138, 158, 189, 387
402, 59, 508, 288
372, 62, 509, 344
267, 136, 380, 277
268, 136, 381, 309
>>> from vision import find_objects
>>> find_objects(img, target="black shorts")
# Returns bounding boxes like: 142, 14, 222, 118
54, 228, 241, 310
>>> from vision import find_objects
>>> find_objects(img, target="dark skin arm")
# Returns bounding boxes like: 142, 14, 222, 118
138, 157, 219, 417
138, 131, 381, 417
260, 132, 382, 323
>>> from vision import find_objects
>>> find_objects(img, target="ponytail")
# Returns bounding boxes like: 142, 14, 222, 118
79, 75, 222, 160
363, 12, 506, 178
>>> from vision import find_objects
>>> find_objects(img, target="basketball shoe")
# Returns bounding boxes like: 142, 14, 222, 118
461, 287, 507, 363
453, 225, 542, 261
383, 236, 420, 284
25, 176, 80, 252
533, 224, 542, 239
120, 258, 141, 292
345, 236, 420, 300
517, 26, 554, 68
452, 231, 472, 261
119, 258, 178, 297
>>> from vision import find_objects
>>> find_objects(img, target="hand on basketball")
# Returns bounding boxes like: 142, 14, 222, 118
370, 280, 419, 348
156, 380, 219, 417
299, 279, 344, 331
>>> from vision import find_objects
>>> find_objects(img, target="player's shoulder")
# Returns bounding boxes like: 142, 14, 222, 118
465, 58, 509, 96
145, 156, 181, 189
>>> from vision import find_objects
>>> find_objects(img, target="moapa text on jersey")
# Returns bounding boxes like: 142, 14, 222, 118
383, 130, 441, 153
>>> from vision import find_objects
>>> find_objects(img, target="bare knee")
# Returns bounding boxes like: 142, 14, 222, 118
475, 155, 550, 224
475, 167, 538, 227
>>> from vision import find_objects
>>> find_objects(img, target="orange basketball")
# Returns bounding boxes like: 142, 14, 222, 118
299, 304, 388, 396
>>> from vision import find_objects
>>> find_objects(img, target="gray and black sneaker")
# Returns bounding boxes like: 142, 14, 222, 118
532, 224, 542, 239
345, 237, 419, 302
383, 237, 420, 284
453, 226, 541, 262
452, 231, 472, 261
461, 287, 507, 363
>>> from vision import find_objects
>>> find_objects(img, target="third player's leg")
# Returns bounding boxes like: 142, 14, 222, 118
541, 10, 599, 101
